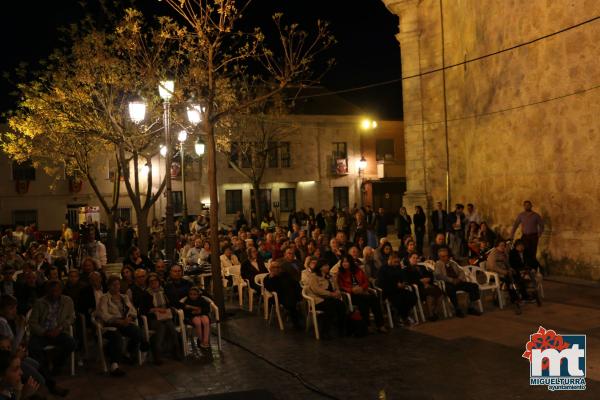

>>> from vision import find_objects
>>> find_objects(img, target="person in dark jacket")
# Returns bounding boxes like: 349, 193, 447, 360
431, 202, 448, 235
163, 265, 191, 308
376, 252, 417, 326
263, 260, 302, 329
401, 252, 443, 320
123, 246, 154, 272
182, 287, 212, 349
395, 207, 412, 239
127, 268, 148, 311
413, 206, 427, 255
508, 239, 541, 305
374, 208, 388, 240
241, 247, 268, 293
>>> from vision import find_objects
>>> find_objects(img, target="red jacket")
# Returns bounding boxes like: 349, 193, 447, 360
337, 268, 369, 294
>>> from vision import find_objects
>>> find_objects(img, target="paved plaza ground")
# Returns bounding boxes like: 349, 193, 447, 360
55, 279, 600, 400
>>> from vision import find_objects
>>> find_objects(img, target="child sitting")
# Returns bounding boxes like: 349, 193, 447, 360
182, 287, 211, 350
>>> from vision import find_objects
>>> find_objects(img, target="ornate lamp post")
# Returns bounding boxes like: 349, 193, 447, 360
177, 129, 189, 220
158, 79, 176, 263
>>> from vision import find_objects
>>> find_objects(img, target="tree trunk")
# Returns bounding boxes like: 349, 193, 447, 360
253, 181, 262, 228
136, 208, 150, 255
206, 123, 225, 314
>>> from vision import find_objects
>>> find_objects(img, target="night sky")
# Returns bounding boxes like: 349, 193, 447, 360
0, 0, 402, 120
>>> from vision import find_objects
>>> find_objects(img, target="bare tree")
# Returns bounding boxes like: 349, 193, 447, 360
163, 0, 334, 312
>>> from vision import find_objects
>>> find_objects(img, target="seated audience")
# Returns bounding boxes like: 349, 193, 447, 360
376, 252, 417, 326
0, 350, 41, 400
434, 249, 482, 318
0, 268, 16, 297
338, 255, 386, 333
28, 281, 76, 378
402, 252, 443, 321
487, 240, 532, 313
305, 261, 345, 338
120, 266, 135, 294
509, 239, 541, 306
263, 260, 302, 329
182, 287, 212, 350
241, 247, 268, 293
141, 273, 181, 364
430, 233, 451, 262
164, 265, 192, 307
97, 276, 144, 377
123, 246, 153, 271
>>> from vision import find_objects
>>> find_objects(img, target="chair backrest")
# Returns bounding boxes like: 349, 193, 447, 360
419, 261, 436, 272
479, 261, 487, 271
254, 273, 267, 287
457, 265, 475, 283
466, 265, 494, 285
301, 287, 315, 306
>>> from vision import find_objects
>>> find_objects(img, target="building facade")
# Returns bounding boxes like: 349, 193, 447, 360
0, 115, 404, 231
382, 0, 600, 279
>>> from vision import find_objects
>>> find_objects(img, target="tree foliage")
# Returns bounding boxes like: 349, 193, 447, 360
2, 9, 189, 253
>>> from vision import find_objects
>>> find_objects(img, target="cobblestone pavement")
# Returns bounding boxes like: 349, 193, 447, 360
57, 280, 599, 399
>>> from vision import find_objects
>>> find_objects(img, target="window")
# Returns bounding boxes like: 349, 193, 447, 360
12, 161, 35, 181
280, 142, 291, 168
332, 142, 347, 159
267, 141, 278, 168
376, 139, 395, 161
171, 191, 183, 215
333, 187, 349, 210
67, 204, 87, 229
225, 190, 243, 214
279, 188, 296, 212
13, 210, 37, 227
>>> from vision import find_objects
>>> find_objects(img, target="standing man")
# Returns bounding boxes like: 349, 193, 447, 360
447, 204, 467, 258
374, 208, 388, 240
511, 200, 544, 262
431, 202, 447, 235
465, 203, 482, 226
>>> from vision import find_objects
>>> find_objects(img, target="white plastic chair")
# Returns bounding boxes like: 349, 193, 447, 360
468, 264, 504, 309
301, 288, 323, 340
455, 265, 485, 313
267, 290, 285, 331
254, 273, 268, 319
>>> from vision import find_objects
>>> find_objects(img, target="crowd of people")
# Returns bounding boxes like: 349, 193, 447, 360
0, 200, 544, 398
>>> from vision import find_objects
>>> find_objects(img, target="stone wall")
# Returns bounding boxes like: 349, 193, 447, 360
383, 0, 600, 280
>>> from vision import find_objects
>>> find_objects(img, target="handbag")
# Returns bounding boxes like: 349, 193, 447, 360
155, 308, 173, 321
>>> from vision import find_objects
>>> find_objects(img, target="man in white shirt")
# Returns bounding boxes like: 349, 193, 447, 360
186, 239, 204, 265
465, 203, 482, 225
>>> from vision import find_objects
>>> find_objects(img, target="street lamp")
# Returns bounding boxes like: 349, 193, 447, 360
128, 101, 146, 123
159, 79, 176, 263
360, 118, 378, 130
159, 144, 167, 157
178, 130, 189, 220
194, 140, 205, 156
358, 156, 367, 172
187, 105, 203, 125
